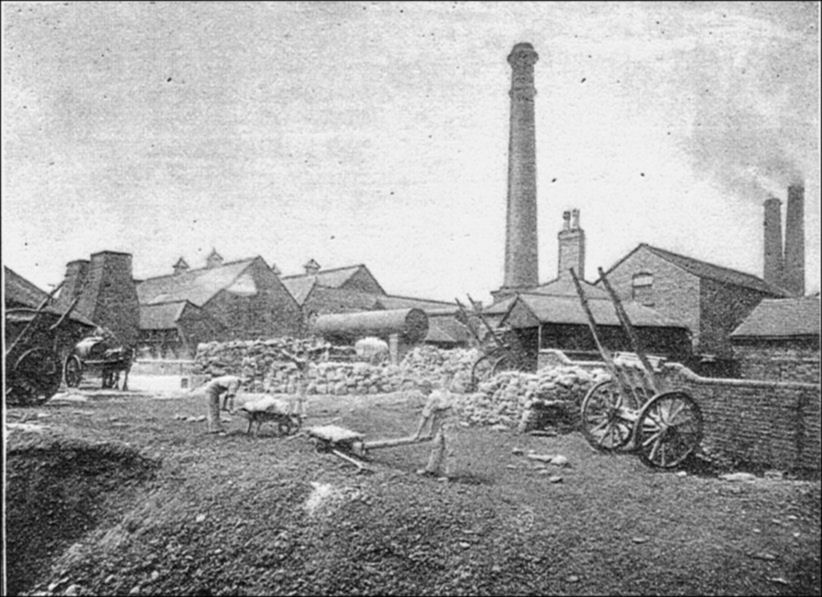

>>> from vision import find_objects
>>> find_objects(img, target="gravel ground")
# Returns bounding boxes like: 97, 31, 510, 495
5, 388, 821, 596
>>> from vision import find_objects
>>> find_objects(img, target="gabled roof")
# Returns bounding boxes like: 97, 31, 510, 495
280, 276, 317, 306
731, 297, 820, 339
376, 294, 455, 312
502, 292, 689, 329
4, 266, 96, 327
280, 264, 386, 295
139, 300, 190, 330
600, 243, 789, 296
136, 258, 257, 307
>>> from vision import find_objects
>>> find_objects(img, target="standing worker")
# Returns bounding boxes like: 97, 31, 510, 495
414, 374, 455, 478
281, 344, 323, 422
201, 374, 243, 434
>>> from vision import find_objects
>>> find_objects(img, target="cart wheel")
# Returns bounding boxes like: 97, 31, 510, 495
313, 438, 330, 453
491, 354, 517, 376
64, 355, 83, 388
580, 379, 638, 452
635, 391, 703, 469
8, 348, 62, 406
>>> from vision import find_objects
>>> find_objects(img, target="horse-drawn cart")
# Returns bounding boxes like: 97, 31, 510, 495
572, 268, 704, 469
64, 336, 134, 390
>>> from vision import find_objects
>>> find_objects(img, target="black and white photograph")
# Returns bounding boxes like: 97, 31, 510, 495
2, 2, 820, 595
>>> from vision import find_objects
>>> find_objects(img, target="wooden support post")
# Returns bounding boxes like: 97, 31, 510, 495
569, 268, 633, 397
388, 333, 399, 365
597, 267, 660, 393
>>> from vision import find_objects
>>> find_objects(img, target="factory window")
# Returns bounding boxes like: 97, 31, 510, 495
632, 272, 655, 306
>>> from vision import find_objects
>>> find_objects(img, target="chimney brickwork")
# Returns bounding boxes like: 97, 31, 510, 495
762, 197, 784, 289
558, 209, 586, 279
501, 42, 540, 291
784, 184, 805, 296
75, 251, 140, 347
56, 259, 90, 311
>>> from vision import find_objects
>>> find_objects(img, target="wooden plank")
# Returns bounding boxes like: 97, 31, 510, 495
306, 424, 364, 443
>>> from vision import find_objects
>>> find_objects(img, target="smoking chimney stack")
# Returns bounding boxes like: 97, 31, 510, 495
501, 42, 540, 291
762, 197, 784, 289
783, 184, 805, 296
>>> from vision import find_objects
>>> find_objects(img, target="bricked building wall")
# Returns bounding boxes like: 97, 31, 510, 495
698, 279, 774, 359
338, 267, 385, 294
603, 249, 700, 339
664, 364, 820, 471
733, 340, 820, 384
67, 251, 141, 347
203, 258, 301, 340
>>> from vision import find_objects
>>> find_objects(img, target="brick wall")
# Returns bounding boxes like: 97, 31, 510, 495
699, 279, 772, 358
733, 340, 820, 383
203, 259, 302, 340
77, 252, 140, 347
603, 249, 701, 347
664, 364, 820, 471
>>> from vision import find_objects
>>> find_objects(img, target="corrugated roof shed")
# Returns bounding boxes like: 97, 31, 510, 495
731, 297, 820, 339
136, 258, 255, 306
504, 292, 688, 329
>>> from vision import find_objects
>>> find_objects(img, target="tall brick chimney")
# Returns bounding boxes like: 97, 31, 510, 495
558, 209, 586, 279
762, 197, 784, 288
55, 259, 90, 311
502, 42, 540, 291
76, 251, 140, 347
783, 184, 805, 296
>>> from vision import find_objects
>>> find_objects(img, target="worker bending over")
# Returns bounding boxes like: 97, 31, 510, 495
202, 374, 243, 434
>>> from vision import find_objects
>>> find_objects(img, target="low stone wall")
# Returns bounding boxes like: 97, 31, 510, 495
193, 340, 478, 395
663, 363, 821, 472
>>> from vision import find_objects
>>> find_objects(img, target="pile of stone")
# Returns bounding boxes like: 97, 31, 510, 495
453, 365, 609, 431
399, 345, 480, 393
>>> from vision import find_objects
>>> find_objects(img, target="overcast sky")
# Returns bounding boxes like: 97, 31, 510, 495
2, 1, 819, 303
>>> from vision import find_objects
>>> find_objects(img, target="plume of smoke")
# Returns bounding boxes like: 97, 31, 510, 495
677, 36, 815, 199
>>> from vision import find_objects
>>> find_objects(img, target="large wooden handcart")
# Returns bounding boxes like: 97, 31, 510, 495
571, 268, 703, 469
455, 296, 520, 391
5, 283, 78, 406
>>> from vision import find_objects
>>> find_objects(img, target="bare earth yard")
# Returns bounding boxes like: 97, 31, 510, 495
5, 386, 821, 596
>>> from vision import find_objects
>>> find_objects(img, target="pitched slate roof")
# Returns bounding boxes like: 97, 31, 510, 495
280, 264, 386, 294
4, 266, 96, 326
601, 244, 789, 296
730, 297, 820, 339
530, 276, 610, 299
280, 276, 317, 306
139, 301, 190, 330
136, 258, 256, 306
503, 292, 688, 329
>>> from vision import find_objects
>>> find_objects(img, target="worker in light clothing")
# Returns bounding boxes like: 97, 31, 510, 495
202, 375, 243, 434
281, 345, 322, 422
414, 375, 455, 478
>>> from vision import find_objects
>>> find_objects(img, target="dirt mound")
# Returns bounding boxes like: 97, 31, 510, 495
6, 437, 159, 596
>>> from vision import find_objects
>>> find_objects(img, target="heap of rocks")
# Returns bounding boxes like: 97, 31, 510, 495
399, 345, 480, 393
453, 366, 609, 431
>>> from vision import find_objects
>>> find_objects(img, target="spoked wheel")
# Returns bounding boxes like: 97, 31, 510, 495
7, 348, 63, 406
635, 391, 703, 469
490, 354, 518, 376
64, 355, 83, 388
580, 379, 639, 452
